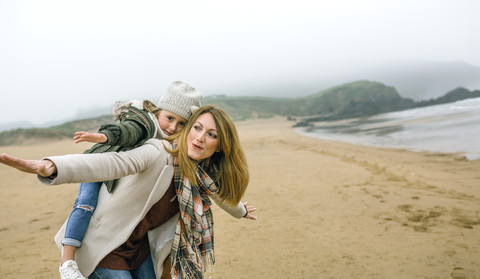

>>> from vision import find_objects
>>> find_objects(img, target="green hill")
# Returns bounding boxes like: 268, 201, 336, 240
1, 80, 478, 146
0, 115, 113, 146
415, 87, 480, 107
301, 81, 414, 118
204, 81, 415, 120
203, 95, 295, 120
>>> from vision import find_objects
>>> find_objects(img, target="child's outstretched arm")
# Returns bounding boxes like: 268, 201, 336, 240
74, 131, 107, 144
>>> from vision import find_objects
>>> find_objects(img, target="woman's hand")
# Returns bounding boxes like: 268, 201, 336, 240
243, 202, 257, 220
0, 153, 57, 177
74, 132, 107, 144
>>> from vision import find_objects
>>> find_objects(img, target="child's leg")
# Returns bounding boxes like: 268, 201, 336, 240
61, 182, 102, 262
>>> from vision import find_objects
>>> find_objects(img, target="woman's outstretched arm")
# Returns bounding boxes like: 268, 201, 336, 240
0, 139, 170, 185
242, 202, 257, 220
0, 153, 57, 177
210, 195, 257, 220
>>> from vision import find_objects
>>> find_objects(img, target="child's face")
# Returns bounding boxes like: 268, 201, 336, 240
157, 110, 187, 136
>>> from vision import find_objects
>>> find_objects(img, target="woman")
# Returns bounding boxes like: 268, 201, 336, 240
0, 105, 256, 279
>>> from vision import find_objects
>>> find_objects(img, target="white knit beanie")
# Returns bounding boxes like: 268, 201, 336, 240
157, 81, 202, 120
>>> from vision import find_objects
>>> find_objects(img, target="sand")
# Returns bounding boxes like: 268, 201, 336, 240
1, 117, 479, 279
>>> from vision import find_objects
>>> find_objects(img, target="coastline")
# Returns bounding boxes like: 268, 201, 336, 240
295, 125, 479, 161
294, 97, 480, 161
1, 116, 479, 278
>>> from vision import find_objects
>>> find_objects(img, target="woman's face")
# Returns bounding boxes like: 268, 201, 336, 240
187, 112, 219, 162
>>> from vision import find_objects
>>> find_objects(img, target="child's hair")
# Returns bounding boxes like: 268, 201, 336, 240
143, 100, 161, 116
167, 105, 249, 206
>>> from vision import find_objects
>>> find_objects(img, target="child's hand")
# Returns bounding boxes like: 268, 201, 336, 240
74, 132, 107, 144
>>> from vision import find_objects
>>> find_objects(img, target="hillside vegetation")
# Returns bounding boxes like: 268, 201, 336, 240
0, 115, 113, 146
204, 81, 479, 124
203, 81, 414, 119
1, 80, 479, 146
300, 81, 415, 118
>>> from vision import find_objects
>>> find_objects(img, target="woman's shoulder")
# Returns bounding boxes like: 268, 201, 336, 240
141, 139, 173, 166
143, 139, 172, 153
120, 139, 172, 167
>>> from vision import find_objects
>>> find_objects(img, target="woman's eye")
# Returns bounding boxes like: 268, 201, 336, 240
208, 132, 217, 139
194, 125, 201, 131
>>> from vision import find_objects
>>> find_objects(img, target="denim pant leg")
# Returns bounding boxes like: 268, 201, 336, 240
131, 253, 156, 279
88, 253, 156, 279
88, 268, 132, 279
62, 182, 102, 247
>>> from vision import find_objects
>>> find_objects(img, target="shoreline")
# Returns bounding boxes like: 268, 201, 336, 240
295, 127, 477, 161
296, 121, 480, 161
294, 98, 480, 161
1, 116, 479, 278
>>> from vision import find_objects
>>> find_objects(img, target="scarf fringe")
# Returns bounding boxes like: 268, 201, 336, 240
171, 230, 216, 278
202, 252, 215, 272
171, 253, 215, 279
172, 257, 202, 279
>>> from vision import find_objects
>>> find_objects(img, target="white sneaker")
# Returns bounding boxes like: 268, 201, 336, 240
59, 260, 86, 279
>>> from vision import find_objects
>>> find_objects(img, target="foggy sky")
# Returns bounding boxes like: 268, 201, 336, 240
1, 0, 479, 126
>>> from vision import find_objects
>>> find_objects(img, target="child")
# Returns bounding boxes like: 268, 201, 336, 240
59, 81, 202, 279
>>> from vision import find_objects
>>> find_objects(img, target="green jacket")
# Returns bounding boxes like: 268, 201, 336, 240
83, 104, 158, 192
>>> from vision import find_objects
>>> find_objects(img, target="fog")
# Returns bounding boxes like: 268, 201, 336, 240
1, 0, 479, 126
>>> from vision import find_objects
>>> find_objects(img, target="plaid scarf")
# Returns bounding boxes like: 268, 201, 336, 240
170, 152, 218, 279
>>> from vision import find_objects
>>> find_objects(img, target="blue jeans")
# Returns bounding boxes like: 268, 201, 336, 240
89, 253, 156, 279
62, 182, 102, 247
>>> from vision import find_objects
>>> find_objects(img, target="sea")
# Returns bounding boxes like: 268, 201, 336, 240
296, 97, 480, 160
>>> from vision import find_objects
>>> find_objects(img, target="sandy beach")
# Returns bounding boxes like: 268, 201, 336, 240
1, 117, 479, 279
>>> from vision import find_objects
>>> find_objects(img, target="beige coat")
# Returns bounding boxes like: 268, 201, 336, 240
38, 139, 246, 278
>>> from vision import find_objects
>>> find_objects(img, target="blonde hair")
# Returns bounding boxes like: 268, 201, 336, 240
167, 105, 249, 206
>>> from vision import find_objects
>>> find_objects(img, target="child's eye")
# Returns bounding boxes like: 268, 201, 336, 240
166, 116, 173, 121
179, 122, 186, 127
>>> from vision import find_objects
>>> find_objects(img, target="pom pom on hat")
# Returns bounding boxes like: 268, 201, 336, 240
157, 81, 202, 120
190, 105, 199, 114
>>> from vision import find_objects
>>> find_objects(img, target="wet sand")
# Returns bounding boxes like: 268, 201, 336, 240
1, 117, 479, 278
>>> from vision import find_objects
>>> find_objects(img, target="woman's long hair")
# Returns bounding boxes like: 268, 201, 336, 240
167, 105, 249, 206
